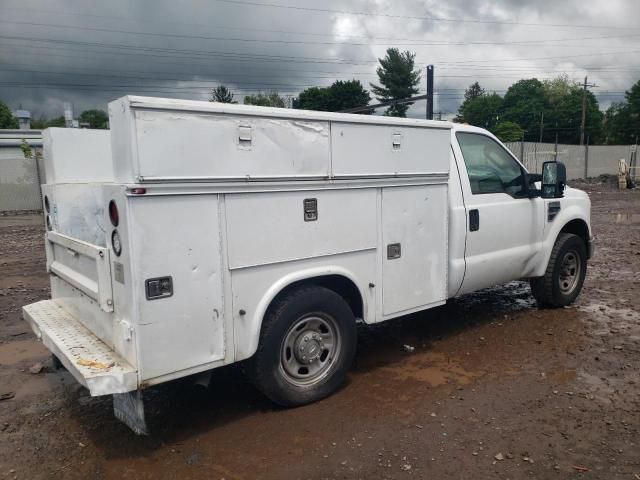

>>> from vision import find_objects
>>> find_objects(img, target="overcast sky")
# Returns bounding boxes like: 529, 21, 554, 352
1, 0, 639, 120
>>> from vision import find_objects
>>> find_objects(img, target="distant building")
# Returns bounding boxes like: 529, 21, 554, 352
15, 110, 31, 130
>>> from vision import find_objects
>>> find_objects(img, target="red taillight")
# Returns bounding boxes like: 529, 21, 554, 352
130, 187, 146, 195
109, 200, 119, 227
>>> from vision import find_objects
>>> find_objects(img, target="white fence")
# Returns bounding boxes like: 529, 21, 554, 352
504, 141, 635, 180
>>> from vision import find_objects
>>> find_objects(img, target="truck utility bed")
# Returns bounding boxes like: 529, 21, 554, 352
23, 300, 137, 396
23, 95, 459, 434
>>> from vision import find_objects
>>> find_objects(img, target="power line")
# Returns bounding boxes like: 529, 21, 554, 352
2, 19, 640, 48
2, 42, 638, 74
3, 65, 633, 85
212, 0, 638, 31
5, 46, 640, 79
0, 81, 626, 102
2, 34, 640, 68
0, 82, 301, 94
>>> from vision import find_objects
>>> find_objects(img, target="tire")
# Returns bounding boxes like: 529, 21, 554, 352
247, 285, 357, 407
530, 233, 587, 308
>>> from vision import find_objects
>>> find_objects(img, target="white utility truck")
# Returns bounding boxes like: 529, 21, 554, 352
23, 96, 593, 434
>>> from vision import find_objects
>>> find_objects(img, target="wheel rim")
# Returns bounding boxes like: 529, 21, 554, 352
558, 249, 582, 294
280, 314, 341, 387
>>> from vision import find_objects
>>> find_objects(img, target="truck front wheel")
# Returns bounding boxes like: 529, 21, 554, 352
248, 285, 357, 407
530, 233, 587, 308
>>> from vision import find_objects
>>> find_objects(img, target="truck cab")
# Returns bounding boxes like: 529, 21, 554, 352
447, 123, 592, 301
22, 97, 592, 434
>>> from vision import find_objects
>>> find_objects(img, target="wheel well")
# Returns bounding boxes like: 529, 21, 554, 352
269, 275, 364, 320
560, 219, 590, 246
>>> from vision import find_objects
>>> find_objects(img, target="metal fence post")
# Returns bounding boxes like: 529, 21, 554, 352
584, 141, 589, 179
520, 136, 524, 163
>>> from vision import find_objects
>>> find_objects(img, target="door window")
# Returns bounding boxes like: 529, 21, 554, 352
456, 132, 525, 197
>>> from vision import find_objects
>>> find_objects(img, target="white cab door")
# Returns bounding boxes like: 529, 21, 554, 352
453, 131, 544, 295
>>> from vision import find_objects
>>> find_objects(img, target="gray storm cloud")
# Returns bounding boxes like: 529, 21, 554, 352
0, 0, 638, 119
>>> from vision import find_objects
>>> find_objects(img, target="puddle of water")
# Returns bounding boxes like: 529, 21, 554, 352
380, 352, 480, 386
614, 213, 640, 224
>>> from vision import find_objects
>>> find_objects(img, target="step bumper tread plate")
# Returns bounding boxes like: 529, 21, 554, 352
22, 300, 137, 396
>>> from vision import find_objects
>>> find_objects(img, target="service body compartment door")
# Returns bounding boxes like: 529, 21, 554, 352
130, 195, 225, 381
381, 185, 448, 316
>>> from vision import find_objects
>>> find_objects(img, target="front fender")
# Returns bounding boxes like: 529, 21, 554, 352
532, 202, 591, 278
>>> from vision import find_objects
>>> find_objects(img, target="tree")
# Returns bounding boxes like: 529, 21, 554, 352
0, 100, 18, 129
243, 91, 286, 108
79, 109, 109, 129
30, 114, 50, 130
538, 75, 604, 144
550, 88, 603, 144
494, 121, 524, 142
622, 79, 640, 143
29, 115, 67, 129
298, 80, 371, 113
46, 116, 66, 128
501, 79, 547, 140
464, 82, 485, 103
542, 74, 579, 106
455, 82, 486, 122
209, 85, 236, 103
603, 80, 640, 144
604, 103, 631, 144
370, 48, 421, 117
297, 87, 330, 111
460, 93, 504, 131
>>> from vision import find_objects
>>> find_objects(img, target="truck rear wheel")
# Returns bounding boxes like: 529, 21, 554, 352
530, 233, 587, 308
248, 285, 357, 407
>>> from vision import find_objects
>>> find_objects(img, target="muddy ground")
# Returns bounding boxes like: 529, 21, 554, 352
0, 180, 639, 479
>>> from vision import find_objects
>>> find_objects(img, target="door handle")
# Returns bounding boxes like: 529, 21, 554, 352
469, 209, 480, 232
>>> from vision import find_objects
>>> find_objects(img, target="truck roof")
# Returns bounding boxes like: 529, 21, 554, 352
119, 96, 453, 131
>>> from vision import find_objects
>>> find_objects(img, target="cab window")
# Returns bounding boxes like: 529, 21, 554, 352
456, 132, 525, 197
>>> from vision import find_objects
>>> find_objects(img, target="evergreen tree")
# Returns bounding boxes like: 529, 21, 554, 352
0, 100, 18, 129
370, 48, 421, 117
209, 85, 236, 103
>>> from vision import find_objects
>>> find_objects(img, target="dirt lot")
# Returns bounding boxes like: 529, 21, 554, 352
1, 180, 639, 480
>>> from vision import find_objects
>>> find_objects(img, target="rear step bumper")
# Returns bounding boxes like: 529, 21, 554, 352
22, 300, 137, 396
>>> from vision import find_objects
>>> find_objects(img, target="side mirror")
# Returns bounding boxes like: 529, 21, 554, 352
541, 161, 567, 198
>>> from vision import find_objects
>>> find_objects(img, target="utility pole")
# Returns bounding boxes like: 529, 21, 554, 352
426, 65, 434, 120
539, 112, 544, 143
554, 130, 559, 162
580, 76, 597, 146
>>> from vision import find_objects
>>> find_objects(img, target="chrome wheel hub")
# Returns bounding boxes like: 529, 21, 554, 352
295, 332, 324, 364
280, 315, 341, 386
559, 249, 581, 294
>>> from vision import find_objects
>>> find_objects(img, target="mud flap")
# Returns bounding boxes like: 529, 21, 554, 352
113, 390, 148, 435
